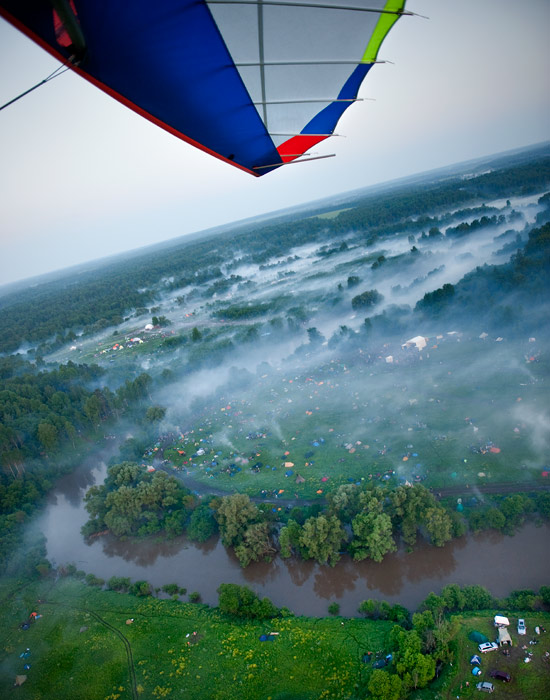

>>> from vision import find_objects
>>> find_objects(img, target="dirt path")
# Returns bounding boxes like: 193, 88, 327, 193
42, 599, 138, 700
172, 469, 550, 507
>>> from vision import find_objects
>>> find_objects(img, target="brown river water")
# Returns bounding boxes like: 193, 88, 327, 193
39, 451, 550, 616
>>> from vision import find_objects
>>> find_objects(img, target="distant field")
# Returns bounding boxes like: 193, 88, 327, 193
314, 208, 354, 220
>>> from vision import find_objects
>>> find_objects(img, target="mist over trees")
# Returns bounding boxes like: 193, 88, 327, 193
1, 146, 548, 355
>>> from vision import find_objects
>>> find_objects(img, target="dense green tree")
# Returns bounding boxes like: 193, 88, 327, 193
215, 493, 259, 548
389, 485, 435, 547
327, 484, 361, 523
107, 576, 131, 592
234, 521, 275, 567
350, 509, 396, 562
367, 670, 403, 700
299, 514, 345, 566
187, 504, 218, 542
536, 493, 550, 519
391, 627, 435, 690
423, 506, 453, 547
37, 422, 58, 452
145, 406, 166, 422
278, 519, 303, 558
500, 494, 533, 533
485, 507, 506, 530
351, 289, 383, 310
129, 580, 152, 597
506, 589, 537, 611
461, 584, 494, 610
440, 583, 466, 611
421, 592, 445, 620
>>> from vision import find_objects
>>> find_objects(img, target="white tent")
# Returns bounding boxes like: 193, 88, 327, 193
498, 627, 512, 646
401, 336, 428, 351
494, 615, 510, 627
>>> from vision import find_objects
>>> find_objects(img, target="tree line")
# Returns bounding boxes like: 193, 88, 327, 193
81, 469, 550, 569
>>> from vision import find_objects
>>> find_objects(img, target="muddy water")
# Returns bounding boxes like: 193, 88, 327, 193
40, 454, 550, 616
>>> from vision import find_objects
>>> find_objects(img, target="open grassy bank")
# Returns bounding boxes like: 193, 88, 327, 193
1, 578, 549, 700
1, 578, 393, 699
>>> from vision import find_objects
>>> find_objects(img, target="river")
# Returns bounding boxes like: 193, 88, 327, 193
39, 450, 550, 616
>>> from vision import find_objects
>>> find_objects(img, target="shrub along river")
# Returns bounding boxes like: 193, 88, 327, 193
38, 449, 550, 616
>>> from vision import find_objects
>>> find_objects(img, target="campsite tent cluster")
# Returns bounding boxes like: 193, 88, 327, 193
140, 329, 538, 496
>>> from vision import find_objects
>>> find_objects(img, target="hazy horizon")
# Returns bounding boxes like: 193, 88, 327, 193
1, 140, 547, 292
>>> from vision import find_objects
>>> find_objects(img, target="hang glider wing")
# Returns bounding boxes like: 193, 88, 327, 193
0, 0, 408, 176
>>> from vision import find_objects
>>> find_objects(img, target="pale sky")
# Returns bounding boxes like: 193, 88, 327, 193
1, 0, 549, 286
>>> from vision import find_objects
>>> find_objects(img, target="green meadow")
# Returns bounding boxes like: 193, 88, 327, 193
0, 578, 392, 700
2, 578, 549, 700
157, 338, 547, 499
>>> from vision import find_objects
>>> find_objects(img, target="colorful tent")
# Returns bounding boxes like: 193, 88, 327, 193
1, 0, 409, 175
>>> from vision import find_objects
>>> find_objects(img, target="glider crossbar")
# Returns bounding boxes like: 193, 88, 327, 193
254, 98, 365, 104
208, 1, 413, 16
269, 132, 343, 136
253, 153, 336, 169
234, 59, 388, 66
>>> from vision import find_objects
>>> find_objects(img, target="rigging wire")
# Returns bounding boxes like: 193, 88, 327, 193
0, 61, 73, 112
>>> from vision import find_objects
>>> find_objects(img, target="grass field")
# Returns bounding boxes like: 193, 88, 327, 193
0, 578, 393, 700
154, 338, 548, 500
2, 579, 549, 700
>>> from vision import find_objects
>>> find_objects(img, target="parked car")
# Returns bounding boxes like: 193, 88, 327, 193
490, 669, 511, 682
478, 642, 499, 653
476, 681, 494, 693
518, 618, 526, 635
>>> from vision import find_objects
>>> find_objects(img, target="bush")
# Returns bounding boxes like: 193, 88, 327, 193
189, 591, 201, 603
107, 576, 131, 592
162, 583, 180, 596
129, 580, 152, 597
217, 583, 278, 619
328, 602, 340, 616
85, 573, 104, 587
